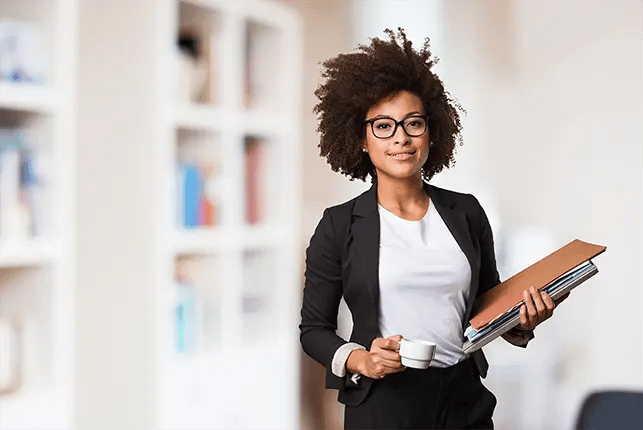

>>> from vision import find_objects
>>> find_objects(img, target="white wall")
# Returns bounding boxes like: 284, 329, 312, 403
293, 1, 370, 242
468, 2, 642, 428
345, 1, 642, 429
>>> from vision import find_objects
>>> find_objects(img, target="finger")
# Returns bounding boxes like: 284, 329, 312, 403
368, 357, 403, 378
523, 289, 537, 324
376, 349, 402, 362
388, 334, 403, 350
382, 338, 401, 351
529, 287, 547, 314
541, 291, 555, 311
371, 337, 388, 350
388, 364, 407, 374
378, 357, 404, 369
519, 303, 528, 327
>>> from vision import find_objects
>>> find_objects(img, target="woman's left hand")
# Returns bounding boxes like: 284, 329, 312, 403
514, 286, 568, 331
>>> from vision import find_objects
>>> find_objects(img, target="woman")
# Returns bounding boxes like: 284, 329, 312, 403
299, 29, 561, 429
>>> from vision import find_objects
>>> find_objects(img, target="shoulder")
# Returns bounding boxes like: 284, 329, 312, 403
428, 184, 481, 209
318, 194, 360, 236
324, 184, 374, 221
325, 195, 360, 218
308, 191, 367, 253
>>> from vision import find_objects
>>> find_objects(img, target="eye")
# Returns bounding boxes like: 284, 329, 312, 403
375, 122, 391, 130
405, 117, 426, 129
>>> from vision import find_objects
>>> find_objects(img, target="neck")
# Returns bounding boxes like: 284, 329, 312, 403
375, 174, 428, 213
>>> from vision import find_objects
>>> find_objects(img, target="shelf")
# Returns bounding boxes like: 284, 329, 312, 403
171, 225, 286, 255
0, 1, 74, 429
0, 82, 58, 114
172, 228, 231, 255
173, 104, 226, 131
240, 225, 286, 248
238, 110, 286, 137
0, 386, 68, 429
173, 104, 285, 136
0, 239, 58, 268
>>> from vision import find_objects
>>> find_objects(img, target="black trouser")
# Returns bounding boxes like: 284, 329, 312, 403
344, 358, 496, 430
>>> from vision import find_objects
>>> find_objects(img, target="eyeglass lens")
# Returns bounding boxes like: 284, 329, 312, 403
371, 116, 427, 138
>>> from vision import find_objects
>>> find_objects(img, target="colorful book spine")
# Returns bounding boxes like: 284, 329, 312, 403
244, 137, 263, 224
178, 161, 219, 229
174, 279, 197, 354
180, 163, 201, 228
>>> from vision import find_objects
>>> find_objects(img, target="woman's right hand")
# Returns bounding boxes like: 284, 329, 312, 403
347, 335, 405, 379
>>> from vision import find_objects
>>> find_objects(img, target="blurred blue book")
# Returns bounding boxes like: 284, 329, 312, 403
179, 163, 202, 228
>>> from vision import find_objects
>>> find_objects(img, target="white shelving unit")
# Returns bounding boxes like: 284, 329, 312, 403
0, 1, 76, 429
68, 0, 303, 427
155, 2, 303, 428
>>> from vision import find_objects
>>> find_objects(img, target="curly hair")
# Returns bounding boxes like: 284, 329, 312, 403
313, 28, 464, 182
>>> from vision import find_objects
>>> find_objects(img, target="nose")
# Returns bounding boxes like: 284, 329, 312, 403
393, 123, 411, 144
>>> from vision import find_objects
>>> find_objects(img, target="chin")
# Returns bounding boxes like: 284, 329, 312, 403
380, 168, 423, 181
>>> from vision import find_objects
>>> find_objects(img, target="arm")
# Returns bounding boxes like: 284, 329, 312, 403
345, 335, 405, 380
299, 208, 405, 381
299, 208, 353, 369
501, 288, 569, 346
472, 195, 566, 347
472, 196, 532, 348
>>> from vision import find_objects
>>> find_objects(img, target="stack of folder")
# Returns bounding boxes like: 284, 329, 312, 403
463, 239, 606, 354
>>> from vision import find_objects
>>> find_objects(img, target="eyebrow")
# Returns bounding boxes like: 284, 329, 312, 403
370, 111, 424, 120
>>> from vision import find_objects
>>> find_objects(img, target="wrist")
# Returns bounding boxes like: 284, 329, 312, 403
507, 326, 534, 344
346, 349, 369, 375
509, 326, 533, 336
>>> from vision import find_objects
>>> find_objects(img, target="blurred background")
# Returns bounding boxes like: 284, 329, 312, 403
0, 0, 640, 429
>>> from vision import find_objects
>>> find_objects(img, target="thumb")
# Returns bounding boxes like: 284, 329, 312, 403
389, 334, 403, 341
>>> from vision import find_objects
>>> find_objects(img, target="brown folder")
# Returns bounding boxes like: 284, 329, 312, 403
469, 239, 606, 331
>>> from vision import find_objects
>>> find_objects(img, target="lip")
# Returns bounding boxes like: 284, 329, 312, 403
388, 150, 417, 159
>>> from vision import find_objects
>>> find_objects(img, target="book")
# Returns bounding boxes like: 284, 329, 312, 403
463, 239, 606, 353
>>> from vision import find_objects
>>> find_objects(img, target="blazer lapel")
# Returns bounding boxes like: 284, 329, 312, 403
348, 182, 482, 335
426, 184, 481, 325
350, 184, 381, 320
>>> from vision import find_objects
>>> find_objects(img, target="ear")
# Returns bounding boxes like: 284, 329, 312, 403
361, 139, 368, 153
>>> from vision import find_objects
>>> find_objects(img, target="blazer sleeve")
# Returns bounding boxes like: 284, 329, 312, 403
472, 195, 501, 296
472, 195, 534, 347
299, 208, 349, 372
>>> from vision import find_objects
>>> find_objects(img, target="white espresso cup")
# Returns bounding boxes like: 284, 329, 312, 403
398, 338, 436, 369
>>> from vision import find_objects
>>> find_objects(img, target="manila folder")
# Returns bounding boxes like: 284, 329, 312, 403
469, 239, 606, 331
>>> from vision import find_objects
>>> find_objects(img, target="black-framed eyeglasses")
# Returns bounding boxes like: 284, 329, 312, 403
364, 115, 429, 139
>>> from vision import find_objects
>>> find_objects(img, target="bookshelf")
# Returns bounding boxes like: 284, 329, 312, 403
156, 1, 303, 428
76, 0, 303, 429
0, 0, 76, 429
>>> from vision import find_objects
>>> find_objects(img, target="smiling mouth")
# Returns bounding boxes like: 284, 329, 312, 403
388, 150, 417, 158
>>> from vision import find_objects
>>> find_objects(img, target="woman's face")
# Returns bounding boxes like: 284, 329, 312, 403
362, 90, 430, 183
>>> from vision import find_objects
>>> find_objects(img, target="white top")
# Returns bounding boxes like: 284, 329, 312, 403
331, 200, 472, 377
378, 202, 471, 367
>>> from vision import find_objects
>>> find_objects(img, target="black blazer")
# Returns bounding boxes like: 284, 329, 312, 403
300, 181, 502, 406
